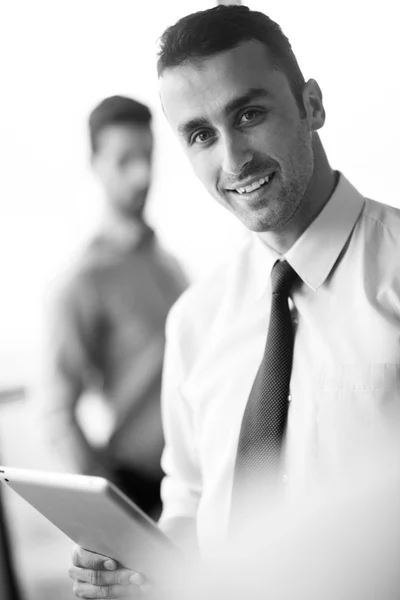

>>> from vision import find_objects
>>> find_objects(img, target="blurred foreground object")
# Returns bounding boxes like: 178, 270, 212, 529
182, 436, 400, 600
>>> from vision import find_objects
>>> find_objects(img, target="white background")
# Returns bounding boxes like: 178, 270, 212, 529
0, 0, 399, 384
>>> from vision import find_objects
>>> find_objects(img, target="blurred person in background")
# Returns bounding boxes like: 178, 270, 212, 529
42, 95, 187, 519
65, 5, 400, 598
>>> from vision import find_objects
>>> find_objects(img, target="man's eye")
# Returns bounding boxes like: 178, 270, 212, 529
192, 130, 215, 145
239, 110, 262, 124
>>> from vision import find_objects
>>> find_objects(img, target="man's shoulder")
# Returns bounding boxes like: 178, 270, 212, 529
363, 197, 400, 237
52, 243, 103, 311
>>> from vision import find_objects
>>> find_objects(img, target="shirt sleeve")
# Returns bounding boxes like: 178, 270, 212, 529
159, 303, 202, 524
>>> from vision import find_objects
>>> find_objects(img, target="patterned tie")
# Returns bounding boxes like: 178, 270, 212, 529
231, 260, 298, 502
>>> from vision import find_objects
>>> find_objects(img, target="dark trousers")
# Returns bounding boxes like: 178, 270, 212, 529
113, 467, 162, 521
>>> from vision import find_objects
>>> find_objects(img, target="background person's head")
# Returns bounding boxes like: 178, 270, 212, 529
158, 5, 326, 234
89, 95, 153, 222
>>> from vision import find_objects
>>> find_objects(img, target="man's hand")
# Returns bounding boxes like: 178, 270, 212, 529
69, 545, 154, 598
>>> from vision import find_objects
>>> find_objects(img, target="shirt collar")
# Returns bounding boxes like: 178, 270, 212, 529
253, 173, 365, 298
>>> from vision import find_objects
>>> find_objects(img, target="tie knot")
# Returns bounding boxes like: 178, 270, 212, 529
271, 260, 297, 296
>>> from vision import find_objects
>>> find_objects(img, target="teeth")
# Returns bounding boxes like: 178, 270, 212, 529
237, 175, 270, 194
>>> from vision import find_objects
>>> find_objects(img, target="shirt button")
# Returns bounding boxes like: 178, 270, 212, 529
288, 394, 292, 402
282, 474, 288, 484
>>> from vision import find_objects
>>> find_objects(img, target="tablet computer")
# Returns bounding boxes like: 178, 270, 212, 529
0, 466, 182, 588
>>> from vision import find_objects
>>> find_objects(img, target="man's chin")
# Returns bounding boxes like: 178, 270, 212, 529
232, 200, 300, 234
233, 209, 279, 233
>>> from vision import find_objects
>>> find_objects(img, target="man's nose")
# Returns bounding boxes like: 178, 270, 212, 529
221, 131, 253, 176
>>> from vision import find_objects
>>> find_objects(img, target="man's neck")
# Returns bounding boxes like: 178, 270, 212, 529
257, 136, 337, 255
100, 206, 148, 250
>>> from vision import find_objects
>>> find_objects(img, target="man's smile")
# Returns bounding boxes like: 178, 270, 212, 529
224, 171, 277, 203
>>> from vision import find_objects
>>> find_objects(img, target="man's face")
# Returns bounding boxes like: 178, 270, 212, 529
92, 123, 153, 219
160, 40, 316, 232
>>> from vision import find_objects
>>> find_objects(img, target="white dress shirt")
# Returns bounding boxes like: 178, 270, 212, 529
159, 174, 400, 555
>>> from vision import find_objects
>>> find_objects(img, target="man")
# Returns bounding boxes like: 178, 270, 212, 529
44, 95, 187, 519
68, 6, 400, 598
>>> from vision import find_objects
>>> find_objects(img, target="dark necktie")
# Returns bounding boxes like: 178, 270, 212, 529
231, 260, 298, 501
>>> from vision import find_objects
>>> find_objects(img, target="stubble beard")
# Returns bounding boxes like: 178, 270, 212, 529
249, 130, 314, 233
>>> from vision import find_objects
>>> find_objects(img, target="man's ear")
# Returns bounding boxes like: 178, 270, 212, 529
302, 79, 326, 131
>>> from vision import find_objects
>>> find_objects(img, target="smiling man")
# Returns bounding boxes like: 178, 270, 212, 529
69, 6, 400, 598
162, 44, 322, 245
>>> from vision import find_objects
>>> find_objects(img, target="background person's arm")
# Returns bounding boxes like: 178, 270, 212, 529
41, 271, 113, 478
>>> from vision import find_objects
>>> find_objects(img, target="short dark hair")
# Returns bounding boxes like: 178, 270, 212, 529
157, 5, 305, 111
89, 95, 152, 153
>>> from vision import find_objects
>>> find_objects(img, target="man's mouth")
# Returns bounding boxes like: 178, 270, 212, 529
227, 171, 276, 196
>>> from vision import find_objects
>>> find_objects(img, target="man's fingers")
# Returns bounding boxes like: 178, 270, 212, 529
72, 545, 118, 570
68, 566, 134, 586
72, 582, 140, 599
69, 546, 153, 598
129, 573, 145, 586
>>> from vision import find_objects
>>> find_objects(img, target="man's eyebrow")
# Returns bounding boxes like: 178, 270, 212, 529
224, 88, 270, 116
178, 117, 210, 138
